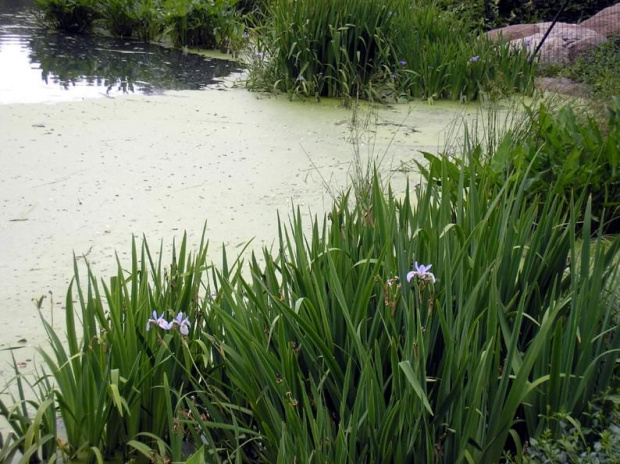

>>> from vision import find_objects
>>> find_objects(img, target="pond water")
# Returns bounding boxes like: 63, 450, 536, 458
0, 0, 242, 104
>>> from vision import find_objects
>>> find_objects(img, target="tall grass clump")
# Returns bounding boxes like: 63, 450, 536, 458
207, 156, 619, 462
0, 233, 258, 462
247, 0, 536, 101
421, 97, 620, 234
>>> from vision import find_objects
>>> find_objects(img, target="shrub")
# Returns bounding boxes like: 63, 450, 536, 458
247, 0, 536, 101
34, 0, 98, 33
164, 0, 244, 52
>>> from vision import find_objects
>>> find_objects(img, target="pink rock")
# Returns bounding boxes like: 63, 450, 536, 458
581, 4, 620, 37
486, 24, 538, 41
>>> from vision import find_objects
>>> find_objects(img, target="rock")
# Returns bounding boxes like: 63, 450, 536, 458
534, 77, 590, 97
509, 24, 606, 65
568, 34, 608, 61
581, 4, 620, 37
486, 24, 538, 41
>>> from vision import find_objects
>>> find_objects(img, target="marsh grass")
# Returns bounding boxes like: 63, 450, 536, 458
247, 0, 537, 102
208, 157, 619, 461
1, 99, 619, 463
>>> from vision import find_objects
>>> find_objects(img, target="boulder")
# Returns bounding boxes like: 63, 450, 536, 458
486, 24, 538, 41
509, 24, 606, 65
534, 77, 590, 97
568, 34, 608, 61
581, 4, 620, 37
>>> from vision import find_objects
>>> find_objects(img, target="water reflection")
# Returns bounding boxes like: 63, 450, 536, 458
0, 0, 242, 104
29, 32, 241, 95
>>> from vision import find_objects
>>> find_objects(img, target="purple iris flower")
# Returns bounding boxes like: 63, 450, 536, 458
406, 262, 436, 284
399, 59, 407, 67
172, 312, 191, 336
469, 55, 480, 62
146, 311, 171, 331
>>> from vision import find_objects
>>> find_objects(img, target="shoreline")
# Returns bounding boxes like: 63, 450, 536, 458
0, 84, 474, 431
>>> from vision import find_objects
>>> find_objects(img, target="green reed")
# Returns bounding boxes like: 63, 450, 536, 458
209, 159, 619, 462
247, 0, 536, 101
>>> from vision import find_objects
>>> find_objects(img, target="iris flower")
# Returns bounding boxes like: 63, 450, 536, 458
406, 262, 436, 284
172, 312, 191, 336
146, 311, 171, 331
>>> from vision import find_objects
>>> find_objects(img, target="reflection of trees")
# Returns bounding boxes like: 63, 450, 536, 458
28, 31, 241, 94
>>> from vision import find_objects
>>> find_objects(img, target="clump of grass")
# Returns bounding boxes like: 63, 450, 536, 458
209, 160, 619, 462
247, 0, 536, 101
0, 233, 257, 462
422, 97, 620, 234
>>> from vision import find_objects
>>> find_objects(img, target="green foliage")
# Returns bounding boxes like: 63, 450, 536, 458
164, 0, 245, 51
0, 353, 57, 463
556, 36, 620, 102
34, 0, 99, 33
1, 233, 253, 462
94, 0, 165, 40
503, 392, 620, 463
208, 155, 619, 462
435, 0, 616, 29
422, 99, 620, 234
247, 0, 536, 101
34, 0, 245, 51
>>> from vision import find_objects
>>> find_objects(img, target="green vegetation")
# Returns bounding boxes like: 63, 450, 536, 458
247, 0, 536, 101
505, 391, 620, 463
436, 0, 616, 28
542, 36, 620, 103
34, 0, 99, 33
34, 0, 246, 51
2, 97, 619, 462
421, 98, 620, 234
6, 1, 620, 463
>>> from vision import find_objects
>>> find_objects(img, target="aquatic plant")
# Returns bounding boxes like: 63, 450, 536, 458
247, 0, 536, 101
1, 99, 619, 462
34, 0, 99, 33
164, 0, 245, 52
421, 98, 620, 234
209, 160, 619, 462
0, 233, 255, 462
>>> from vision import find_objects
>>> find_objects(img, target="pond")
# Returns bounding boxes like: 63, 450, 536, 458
0, 0, 241, 104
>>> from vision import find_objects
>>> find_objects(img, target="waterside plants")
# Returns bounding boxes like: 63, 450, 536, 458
34, 0, 246, 51
247, 0, 537, 102
1, 96, 619, 462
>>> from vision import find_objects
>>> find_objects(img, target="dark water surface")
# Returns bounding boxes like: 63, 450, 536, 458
0, 0, 241, 104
